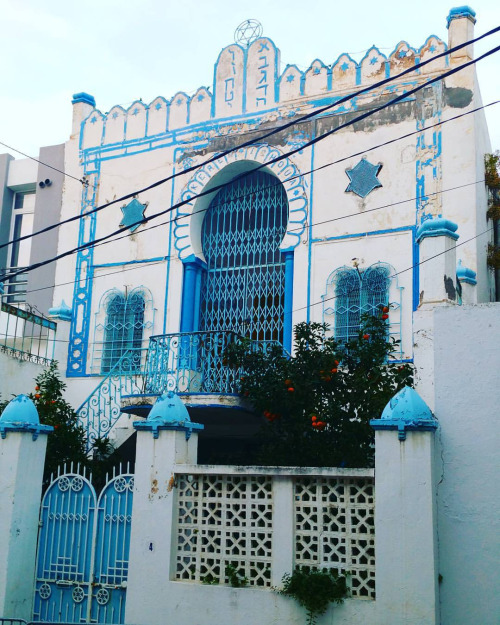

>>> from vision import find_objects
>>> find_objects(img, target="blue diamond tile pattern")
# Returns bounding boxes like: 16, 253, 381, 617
119, 198, 146, 232
345, 158, 382, 198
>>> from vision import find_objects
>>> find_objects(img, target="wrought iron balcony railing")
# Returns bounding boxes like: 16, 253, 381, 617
0, 301, 56, 366
77, 331, 284, 448
144, 331, 246, 396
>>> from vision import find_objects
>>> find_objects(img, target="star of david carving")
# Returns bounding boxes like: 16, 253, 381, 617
234, 19, 263, 47
345, 158, 383, 198
119, 198, 147, 233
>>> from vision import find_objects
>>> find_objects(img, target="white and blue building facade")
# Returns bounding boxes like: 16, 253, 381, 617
46, 6, 492, 447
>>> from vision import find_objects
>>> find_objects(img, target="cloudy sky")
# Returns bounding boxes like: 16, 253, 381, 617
1, 0, 499, 156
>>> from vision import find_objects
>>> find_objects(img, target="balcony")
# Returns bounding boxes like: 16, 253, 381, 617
119, 331, 247, 415
79, 331, 283, 459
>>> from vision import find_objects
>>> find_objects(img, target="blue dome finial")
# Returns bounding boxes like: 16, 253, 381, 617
0, 395, 53, 440
371, 387, 437, 440
134, 392, 203, 439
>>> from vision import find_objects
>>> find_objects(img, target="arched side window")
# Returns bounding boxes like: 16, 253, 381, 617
323, 263, 402, 351
91, 287, 154, 374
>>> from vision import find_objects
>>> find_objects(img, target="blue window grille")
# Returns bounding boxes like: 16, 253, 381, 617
101, 293, 145, 373
322, 263, 402, 346
199, 170, 288, 344
91, 287, 154, 374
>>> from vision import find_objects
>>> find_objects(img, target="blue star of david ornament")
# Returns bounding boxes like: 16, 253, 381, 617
345, 158, 382, 198
120, 198, 146, 232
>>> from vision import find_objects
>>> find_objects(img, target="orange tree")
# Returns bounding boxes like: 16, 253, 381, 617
28, 362, 88, 479
227, 313, 413, 467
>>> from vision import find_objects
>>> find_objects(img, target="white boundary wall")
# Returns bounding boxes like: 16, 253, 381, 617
414, 303, 500, 625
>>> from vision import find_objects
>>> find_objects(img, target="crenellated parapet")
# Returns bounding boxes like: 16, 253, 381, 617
78, 30, 455, 151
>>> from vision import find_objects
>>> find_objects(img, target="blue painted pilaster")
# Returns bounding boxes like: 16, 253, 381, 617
179, 255, 206, 333
283, 251, 294, 353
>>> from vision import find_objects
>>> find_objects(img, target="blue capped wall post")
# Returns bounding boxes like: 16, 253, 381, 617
126, 392, 203, 624
370, 386, 439, 625
416, 217, 459, 306
0, 395, 53, 620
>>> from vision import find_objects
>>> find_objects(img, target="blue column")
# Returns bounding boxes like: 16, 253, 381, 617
179, 255, 206, 333
283, 251, 294, 353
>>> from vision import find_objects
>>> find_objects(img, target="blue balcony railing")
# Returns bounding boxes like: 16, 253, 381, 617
77, 331, 285, 448
144, 331, 245, 395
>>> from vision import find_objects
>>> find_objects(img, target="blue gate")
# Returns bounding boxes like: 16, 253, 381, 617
33, 470, 133, 623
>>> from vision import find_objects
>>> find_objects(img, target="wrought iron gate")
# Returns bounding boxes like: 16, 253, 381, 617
199, 170, 288, 343
33, 470, 134, 623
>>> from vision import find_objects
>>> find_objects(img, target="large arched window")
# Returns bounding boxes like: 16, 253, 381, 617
92, 288, 154, 374
198, 170, 289, 343
323, 263, 401, 344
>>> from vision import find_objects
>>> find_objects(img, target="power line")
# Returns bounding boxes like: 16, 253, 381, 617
21, 176, 486, 297
3, 42, 498, 286
0, 140, 88, 186
83, 100, 498, 248
16, 225, 493, 341
3, 44, 499, 285
2, 26, 498, 255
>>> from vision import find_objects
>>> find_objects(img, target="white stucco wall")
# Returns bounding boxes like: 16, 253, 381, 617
414, 303, 500, 625
0, 353, 46, 401
0, 430, 48, 620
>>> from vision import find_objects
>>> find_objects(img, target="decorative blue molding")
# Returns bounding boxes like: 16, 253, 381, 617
370, 386, 437, 441
67, 165, 100, 376
415, 81, 443, 226
456, 259, 477, 285
416, 217, 459, 243
48, 300, 72, 321
447, 6, 476, 27
173, 143, 308, 260
72, 92, 96, 107
0, 395, 53, 440
133, 391, 204, 440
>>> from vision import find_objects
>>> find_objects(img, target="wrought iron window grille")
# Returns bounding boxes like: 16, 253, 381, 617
322, 263, 403, 352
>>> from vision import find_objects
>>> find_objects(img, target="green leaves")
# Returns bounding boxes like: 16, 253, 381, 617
0, 362, 117, 484
227, 314, 413, 467
30, 362, 87, 480
279, 567, 347, 625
